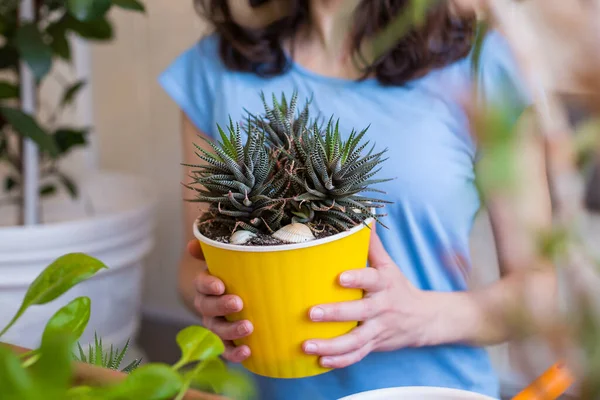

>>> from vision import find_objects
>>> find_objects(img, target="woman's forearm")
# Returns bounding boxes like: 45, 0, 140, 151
425, 267, 558, 347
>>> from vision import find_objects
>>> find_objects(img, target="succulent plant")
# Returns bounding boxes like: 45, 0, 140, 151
289, 118, 393, 231
73, 334, 141, 374
186, 119, 289, 233
187, 91, 393, 241
251, 91, 311, 151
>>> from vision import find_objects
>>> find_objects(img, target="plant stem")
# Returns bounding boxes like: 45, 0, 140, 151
20, 352, 40, 368
174, 379, 192, 400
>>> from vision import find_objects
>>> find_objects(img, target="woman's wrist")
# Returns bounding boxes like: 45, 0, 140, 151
418, 290, 483, 347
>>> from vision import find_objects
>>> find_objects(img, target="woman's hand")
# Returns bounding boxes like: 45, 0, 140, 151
187, 240, 253, 363
302, 233, 437, 369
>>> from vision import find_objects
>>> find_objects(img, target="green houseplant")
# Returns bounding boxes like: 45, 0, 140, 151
0, 0, 145, 221
0, 0, 157, 363
189, 91, 394, 379
0, 252, 254, 400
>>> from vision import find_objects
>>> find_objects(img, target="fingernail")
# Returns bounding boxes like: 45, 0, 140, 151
227, 298, 239, 310
238, 347, 249, 358
304, 342, 317, 354
237, 323, 249, 335
211, 282, 222, 293
340, 272, 353, 286
310, 307, 324, 321
321, 357, 332, 367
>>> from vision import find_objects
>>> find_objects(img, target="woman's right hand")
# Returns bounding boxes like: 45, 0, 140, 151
187, 240, 253, 363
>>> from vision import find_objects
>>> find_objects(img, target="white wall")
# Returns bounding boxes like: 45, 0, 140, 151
89, 1, 208, 323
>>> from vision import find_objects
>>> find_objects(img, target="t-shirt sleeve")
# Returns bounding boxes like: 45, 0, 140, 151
158, 35, 220, 137
474, 30, 532, 120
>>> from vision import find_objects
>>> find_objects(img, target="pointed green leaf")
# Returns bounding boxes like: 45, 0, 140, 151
47, 18, 72, 61
0, 107, 59, 157
13, 23, 53, 80
58, 173, 78, 198
54, 128, 88, 153
174, 326, 224, 370
42, 296, 91, 344
40, 184, 57, 197
67, 0, 112, 21
0, 81, 18, 100
112, 0, 146, 12
66, 15, 113, 41
113, 338, 130, 369
94, 334, 103, 366
61, 81, 86, 108
120, 358, 142, 373
0, 253, 107, 338
76, 342, 87, 363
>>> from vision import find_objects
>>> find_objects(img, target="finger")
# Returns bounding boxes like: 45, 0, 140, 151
194, 271, 225, 296
319, 343, 373, 369
310, 298, 379, 322
204, 317, 254, 341
187, 239, 205, 260
195, 294, 243, 317
303, 324, 376, 357
339, 267, 384, 292
368, 233, 394, 269
223, 342, 251, 363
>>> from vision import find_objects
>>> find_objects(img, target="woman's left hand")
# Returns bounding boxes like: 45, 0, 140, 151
303, 233, 437, 369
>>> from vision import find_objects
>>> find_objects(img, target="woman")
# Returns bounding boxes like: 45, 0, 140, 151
159, 1, 555, 398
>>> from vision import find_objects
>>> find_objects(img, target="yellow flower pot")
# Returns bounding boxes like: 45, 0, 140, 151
193, 220, 372, 379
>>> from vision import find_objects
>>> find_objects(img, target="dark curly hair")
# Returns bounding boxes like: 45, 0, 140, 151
195, 0, 476, 86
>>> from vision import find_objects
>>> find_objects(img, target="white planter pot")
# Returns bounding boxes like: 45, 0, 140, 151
337, 387, 496, 400
0, 171, 157, 354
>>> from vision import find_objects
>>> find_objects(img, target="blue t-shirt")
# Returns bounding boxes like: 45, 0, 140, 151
159, 31, 529, 400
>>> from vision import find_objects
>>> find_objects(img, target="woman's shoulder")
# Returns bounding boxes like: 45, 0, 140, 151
158, 32, 225, 135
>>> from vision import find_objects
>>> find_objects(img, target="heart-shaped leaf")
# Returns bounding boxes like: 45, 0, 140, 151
13, 23, 53, 80
0, 253, 107, 338
174, 326, 225, 369
67, 0, 112, 21
103, 364, 182, 400
0, 107, 59, 157
189, 359, 255, 400
42, 296, 91, 344
111, 0, 145, 12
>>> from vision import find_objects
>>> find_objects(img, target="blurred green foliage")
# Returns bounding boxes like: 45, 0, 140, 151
0, 253, 254, 400
0, 0, 144, 207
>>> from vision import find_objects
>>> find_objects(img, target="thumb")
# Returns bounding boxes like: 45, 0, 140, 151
368, 232, 394, 268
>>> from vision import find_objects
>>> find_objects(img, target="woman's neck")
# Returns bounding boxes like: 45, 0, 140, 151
291, 0, 362, 80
